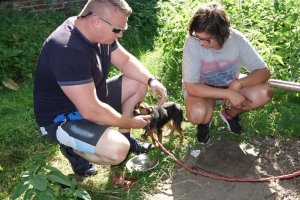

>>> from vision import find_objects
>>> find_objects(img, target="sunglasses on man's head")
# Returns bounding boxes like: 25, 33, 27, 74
77, 11, 127, 34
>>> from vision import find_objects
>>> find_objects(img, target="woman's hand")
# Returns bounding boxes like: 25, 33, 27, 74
224, 89, 246, 110
224, 79, 244, 109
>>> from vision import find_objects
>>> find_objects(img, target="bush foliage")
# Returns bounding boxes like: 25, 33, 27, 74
0, 11, 66, 81
155, 0, 300, 100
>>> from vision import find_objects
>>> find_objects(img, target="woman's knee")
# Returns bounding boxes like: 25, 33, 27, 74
187, 103, 213, 125
256, 84, 273, 105
265, 85, 273, 101
245, 84, 273, 108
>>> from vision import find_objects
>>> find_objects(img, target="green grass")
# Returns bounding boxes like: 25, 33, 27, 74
1, 67, 299, 200
1, 81, 299, 199
1, 0, 300, 199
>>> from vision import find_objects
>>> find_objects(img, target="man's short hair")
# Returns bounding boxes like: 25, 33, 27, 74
79, 0, 132, 17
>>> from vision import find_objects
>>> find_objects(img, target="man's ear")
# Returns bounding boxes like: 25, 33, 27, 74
90, 16, 100, 27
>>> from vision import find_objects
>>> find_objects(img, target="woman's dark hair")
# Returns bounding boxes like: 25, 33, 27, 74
189, 2, 230, 47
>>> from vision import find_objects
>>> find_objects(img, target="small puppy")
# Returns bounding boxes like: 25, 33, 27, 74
133, 102, 185, 145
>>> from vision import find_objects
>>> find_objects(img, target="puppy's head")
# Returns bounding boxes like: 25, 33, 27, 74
133, 102, 154, 116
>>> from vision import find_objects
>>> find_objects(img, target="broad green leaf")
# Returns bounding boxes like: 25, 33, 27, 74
2, 78, 19, 91
45, 164, 61, 172
48, 183, 61, 197
47, 170, 72, 186
70, 177, 77, 190
23, 188, 34, 200
61, 188, 73, 198
36, 190, 56, 200
31, 161, 44, 175
75, 188, 92, 200
272, 54, 284, 65
12, 180, 30, 200
29, 174, 48, 191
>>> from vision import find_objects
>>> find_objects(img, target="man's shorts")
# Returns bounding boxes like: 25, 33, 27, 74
40, 75, 123, 154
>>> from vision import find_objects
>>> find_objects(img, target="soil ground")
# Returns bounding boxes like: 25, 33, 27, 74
146, 136, 300, 200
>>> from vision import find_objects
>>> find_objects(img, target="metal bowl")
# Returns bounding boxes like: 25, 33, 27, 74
126, 154, 159, 172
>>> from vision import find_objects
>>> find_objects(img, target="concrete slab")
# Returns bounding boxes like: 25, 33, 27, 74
192, 137, 260, 177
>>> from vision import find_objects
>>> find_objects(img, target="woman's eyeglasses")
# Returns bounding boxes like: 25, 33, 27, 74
77, 11, 127, 34
191, 33, 213, 44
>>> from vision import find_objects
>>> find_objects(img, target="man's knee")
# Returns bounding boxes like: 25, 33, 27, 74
94, 143, 129, 165
136, 81, 148, 95
108, 146, 129, 165
122, 76, 148, 98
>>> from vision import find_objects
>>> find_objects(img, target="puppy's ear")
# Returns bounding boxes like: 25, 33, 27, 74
134, 102, 142, 109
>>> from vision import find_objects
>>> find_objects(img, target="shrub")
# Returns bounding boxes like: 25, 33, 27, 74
0, 11, 66, 82
12, 157, 91, 200
154, 0, 300, 100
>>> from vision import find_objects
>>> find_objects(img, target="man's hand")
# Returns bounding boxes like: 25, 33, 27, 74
129, 115, 151, 129
149, 79, 168, 107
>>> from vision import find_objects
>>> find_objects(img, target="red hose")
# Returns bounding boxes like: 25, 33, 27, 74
148, 131, 300, 182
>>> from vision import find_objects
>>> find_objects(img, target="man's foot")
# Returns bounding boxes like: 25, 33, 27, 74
220, 109, 243, 134
122, 133, 154, 154
60, 145, 98, 177
197, 124, 210, 144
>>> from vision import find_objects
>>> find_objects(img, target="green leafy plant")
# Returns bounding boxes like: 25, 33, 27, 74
12, 157, 91, 200
0, 10, 66, 83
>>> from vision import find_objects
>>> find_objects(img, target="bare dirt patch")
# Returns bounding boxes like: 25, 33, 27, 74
147, 136, 300, 200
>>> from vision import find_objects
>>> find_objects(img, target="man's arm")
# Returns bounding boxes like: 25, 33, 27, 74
60, 82, 150, 128
111, 43, 168, 106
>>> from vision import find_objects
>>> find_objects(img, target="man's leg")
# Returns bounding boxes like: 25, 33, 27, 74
88, 128, 130, 165
107, 75, 153, 154
120, 75, 148, 122
57, 120, 130, 176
